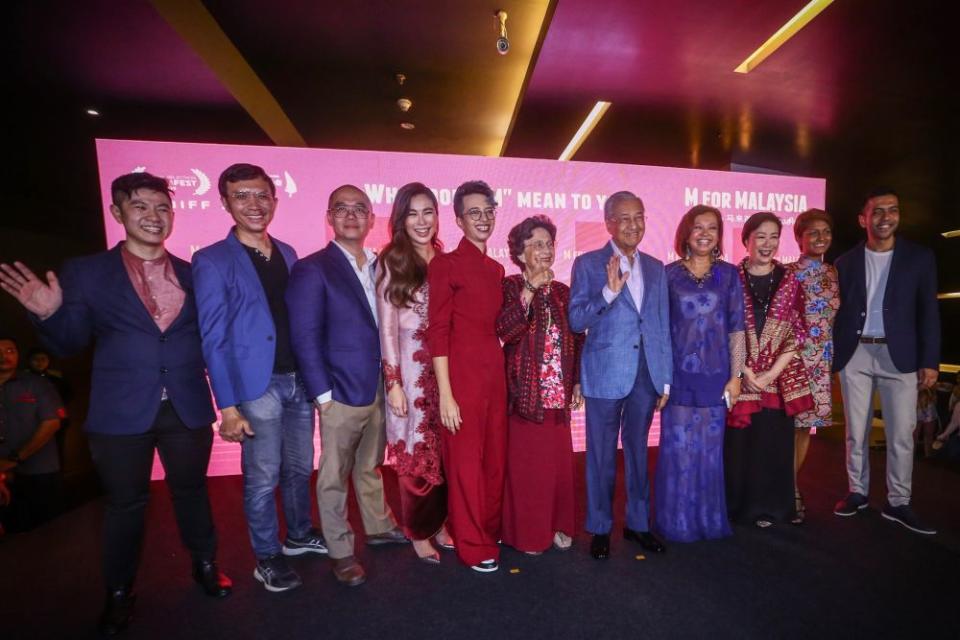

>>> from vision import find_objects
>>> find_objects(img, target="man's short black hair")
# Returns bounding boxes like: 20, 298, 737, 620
110, 173, 173, 207
0, 336, 20, 351
453, 180, 496, 218
862, 186, 899, 210
218, 163, 276, 198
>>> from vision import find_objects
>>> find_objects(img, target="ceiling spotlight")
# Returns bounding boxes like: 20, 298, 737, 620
397, 97, 413, 112
400, 122, 415, 130
86, 108, 101, 117
495, 10, 509, 55
396, 73, 406, 86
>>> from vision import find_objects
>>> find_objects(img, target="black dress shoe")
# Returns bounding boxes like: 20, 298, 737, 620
98, 586, 135, 636
192, 560, 233, 598
590, 534, 610, 560
623, 528, 666, 553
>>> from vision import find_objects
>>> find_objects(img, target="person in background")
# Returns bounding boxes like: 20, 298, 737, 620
427, 180, 507, 573
654, 205, 744, 543
568, 191, 672, 560
786, 209, 840, 524
0, 172, 231, 636
376, 182, 453, 564
0, 336, 64, 533
725, 212, 813, 529
23, 346, 72, 469
832, 187, 940, 535
915, 387, 939, 458
497, 215, 583, 555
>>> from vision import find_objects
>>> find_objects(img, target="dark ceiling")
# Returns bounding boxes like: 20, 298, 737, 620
6, 0, 959, 354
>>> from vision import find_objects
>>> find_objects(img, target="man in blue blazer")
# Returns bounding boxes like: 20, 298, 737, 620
193, 163, 324, 593
286, 184, 404, 587
832, 187, 941, 535
0, 172, 230, 635
569, 191, 673, 560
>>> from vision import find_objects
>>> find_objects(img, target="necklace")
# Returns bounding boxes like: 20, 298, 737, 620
746, 269, 775, 318
682, 258, 714, 288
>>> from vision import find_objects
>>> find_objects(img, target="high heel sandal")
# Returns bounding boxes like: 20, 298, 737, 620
791, 492, 806, 525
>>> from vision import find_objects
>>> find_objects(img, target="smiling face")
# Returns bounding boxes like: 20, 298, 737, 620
605, 197, 645, 254
522, 226, 555, 273
110, 188, 174, 251
403, 193, 438, 249
221, 176, 277, 237
456, 193, 496, 244
800, 219, 832, 259
687, 212, 720, 258
859, 194, 899, 245
327, 186, 374, 244
746, 220, 781, 267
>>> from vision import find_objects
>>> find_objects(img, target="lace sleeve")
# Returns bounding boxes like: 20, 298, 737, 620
729, 330, 746, 377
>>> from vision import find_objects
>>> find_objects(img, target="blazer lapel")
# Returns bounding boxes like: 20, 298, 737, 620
109, 246, 160, 332
881, 240, 903, 305
164, 255, 194, 332
326, 242, 377, 327
226, 231, 270, 311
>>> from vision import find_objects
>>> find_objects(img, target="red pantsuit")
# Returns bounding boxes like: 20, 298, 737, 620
427, 237, 507, 566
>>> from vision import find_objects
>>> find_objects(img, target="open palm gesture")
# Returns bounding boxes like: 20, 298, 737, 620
0, 261, 63, 320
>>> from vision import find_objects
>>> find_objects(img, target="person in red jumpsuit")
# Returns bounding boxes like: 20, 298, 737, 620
427, 180, 507, 573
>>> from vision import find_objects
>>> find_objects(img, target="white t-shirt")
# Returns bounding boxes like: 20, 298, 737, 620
863, 248, 893, 337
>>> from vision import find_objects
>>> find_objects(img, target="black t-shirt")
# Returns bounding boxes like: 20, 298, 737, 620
242, 245, 297, 374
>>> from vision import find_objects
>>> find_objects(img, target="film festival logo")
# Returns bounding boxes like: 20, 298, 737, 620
130, 166, 298, 211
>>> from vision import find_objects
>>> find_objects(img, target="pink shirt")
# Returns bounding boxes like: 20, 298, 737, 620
120, 245, 185, 333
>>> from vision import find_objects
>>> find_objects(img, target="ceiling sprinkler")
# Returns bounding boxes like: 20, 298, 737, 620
495, 10, 509, 55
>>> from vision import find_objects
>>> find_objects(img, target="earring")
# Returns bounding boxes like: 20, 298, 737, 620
685, 246, 692, 259
712, 246, 720, 259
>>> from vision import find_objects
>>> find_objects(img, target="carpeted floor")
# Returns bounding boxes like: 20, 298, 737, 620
2, 437, 958, 640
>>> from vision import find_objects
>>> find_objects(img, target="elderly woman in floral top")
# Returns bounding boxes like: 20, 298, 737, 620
786, 208, 840, 523
496, 215, 583, 555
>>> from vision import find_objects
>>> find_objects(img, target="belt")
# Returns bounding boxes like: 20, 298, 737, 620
859, 336, 887, 344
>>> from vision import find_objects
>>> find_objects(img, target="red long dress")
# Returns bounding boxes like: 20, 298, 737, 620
427, 237, 507, 566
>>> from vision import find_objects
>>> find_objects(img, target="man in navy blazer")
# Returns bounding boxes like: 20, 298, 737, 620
832, 187, 940, 535
569, 191, 673, 560
193, 163, 324, 593
0, 172, 230, 636
286, 184, 404, 587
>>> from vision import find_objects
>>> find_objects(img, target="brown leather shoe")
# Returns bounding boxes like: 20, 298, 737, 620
331, 556, 366, 587
365, 527, 409, 546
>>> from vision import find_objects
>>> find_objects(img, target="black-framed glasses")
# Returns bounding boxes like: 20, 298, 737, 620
464, 207, 496, 221
329, 205, 371, 219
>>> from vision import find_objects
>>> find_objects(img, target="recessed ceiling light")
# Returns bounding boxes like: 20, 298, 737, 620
942, 230, 960, 238
558, 101, 611, 161
86, 108, 101, 116
400, 122, 415, 130
734, 0, 834, 73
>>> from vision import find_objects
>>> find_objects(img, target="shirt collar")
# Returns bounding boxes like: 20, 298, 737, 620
609, 240, 639, 263
332, 240, 376, 267
121, 242, 169, 266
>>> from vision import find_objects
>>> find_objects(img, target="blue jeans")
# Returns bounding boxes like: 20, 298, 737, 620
239, 372, 315, 559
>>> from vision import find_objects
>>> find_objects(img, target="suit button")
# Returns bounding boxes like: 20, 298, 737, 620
160, 367, 169, 374
860, 312, 865, 317
633, 344, 639, 349
159, 336, 167, 342
267, 335, 274, 341
638, 319, 643, 324
856, 330, 862, 335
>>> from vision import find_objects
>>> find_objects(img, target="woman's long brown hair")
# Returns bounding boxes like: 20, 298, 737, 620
377, 182, 443, 308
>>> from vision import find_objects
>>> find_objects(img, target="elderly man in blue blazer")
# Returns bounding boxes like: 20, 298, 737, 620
832, 187, 941, 535
193, 163, 325, 594
286, 184, 405, 588
0, 172, 230, 636
569, 191, 673, 560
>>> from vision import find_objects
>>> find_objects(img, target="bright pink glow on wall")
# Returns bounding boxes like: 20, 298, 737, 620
94, 139, 824, 479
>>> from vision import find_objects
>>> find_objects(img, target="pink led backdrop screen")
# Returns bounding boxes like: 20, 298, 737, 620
95, 139, 825, 478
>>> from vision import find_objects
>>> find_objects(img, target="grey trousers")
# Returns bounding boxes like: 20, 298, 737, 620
317, 384, 396, 559
838, 343, 917, 506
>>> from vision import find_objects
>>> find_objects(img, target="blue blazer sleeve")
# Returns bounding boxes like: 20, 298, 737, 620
656, 266, 673, 387
191, 251, 237, 409
568, 254, 610, 333
917, 247, 941, 371
286, 257, 332, 400
33, 259, 95, 357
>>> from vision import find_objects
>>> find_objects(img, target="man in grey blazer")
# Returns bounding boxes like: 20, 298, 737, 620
569, 191, 673, 560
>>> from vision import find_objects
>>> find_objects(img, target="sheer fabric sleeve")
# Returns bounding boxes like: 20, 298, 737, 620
376, 269, 403, 389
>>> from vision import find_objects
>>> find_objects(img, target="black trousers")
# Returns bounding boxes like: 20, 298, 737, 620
0, 471, 63, 533
87, 401, 216, 589
724, 408, 795, 524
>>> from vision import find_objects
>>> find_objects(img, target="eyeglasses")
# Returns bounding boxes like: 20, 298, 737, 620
612, 214, 645, 227
329, 205, 371, 219
525, 240, 554, 252
229, 191, 274, 204
464, 207, 496, 221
